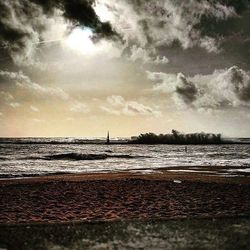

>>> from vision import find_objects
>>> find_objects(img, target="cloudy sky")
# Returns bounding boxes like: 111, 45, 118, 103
0, 0, 250, 137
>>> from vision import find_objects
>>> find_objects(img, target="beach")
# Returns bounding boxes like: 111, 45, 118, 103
1, 0, 250, 248
1, 170, 250, 249
0, 171, 249, 224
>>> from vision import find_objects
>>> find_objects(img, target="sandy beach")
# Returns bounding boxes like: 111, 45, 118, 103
0, 170, 249, 224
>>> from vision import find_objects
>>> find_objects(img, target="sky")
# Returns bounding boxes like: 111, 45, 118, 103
0, 0, 250, 137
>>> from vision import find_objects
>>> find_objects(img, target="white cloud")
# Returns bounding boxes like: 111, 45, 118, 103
70, 102, 90, 114
194, 66, 250, 108
16, 81, 69, 101
129, 46, 169, 64
100, 106, 121, 115
102, 95, 162, 117
30, 105, 39, 112
152, 56, 169, 65
95, 0, 237, 54
130, 46, 152, 63
9, 102, 20, 109
148, 66, 250, 110
0, 1, 68, 66
123, 101, 162, 117
107, 95, 125, 106
147, 71, 177, 93
0, 70, 69, 100
0, 91, 14, 102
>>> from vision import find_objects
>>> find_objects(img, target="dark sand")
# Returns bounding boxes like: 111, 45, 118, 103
0, 171, 249, 224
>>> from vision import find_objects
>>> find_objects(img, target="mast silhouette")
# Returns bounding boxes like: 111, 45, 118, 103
106, 131, 110, 144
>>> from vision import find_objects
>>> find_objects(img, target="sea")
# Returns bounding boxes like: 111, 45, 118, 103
0, 137, 249, 179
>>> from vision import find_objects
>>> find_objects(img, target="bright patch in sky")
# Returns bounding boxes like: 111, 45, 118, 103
65, 28, 96, 55
94, 3, 113, 22
65, 27, 121, 58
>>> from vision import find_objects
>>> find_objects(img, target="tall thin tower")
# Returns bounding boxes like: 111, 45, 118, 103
106, 131, 110, 144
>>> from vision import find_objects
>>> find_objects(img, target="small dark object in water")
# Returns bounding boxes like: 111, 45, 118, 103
105, 150, 113, 153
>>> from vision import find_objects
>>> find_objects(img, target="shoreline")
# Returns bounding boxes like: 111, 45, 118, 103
0, 171, 249, 225
1, 170, 250, 185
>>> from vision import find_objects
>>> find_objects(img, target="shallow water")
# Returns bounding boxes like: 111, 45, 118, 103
0, 138, 249, 178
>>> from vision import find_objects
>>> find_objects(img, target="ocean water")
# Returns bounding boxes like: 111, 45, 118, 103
0, 138, 249, 178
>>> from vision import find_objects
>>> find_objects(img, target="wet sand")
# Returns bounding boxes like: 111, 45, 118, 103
0, 171, 249, 224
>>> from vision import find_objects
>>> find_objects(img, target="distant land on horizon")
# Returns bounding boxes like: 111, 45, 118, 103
0, 130, 250, 145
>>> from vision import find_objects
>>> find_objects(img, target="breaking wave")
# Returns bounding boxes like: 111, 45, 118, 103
25, 153, 144, 161
0, 157, 8, 161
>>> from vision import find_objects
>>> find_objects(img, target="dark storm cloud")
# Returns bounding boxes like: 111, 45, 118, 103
0, 2, 27, 43
0, 0, 116, 65
31, 0, 115, 37
228, 66, 250, 102
197, 1, 250, 49
145, 1, 250, 75
128, 0, 250, 48
100, 0, 250, 65
176, 73, 198, 104
1, 0, 250, 70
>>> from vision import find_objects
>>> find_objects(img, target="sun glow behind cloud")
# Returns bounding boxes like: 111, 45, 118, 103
64, 27, 120, 58
63, 2, 118, 57
0, 0, 250, 137
65, 28, 96, 55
